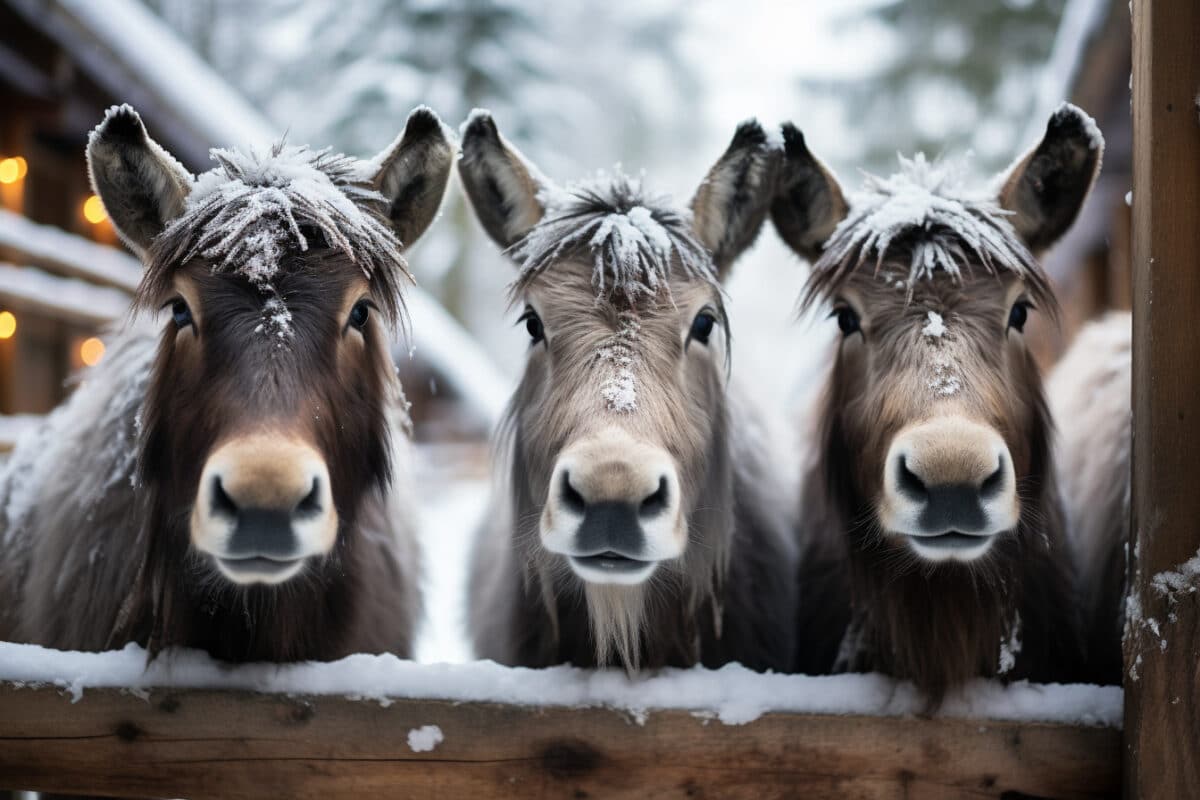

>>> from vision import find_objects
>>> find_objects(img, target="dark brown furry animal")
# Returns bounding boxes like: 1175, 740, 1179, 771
459, 113, 797, 672
1048, 311, 1131, 685
775, 105, 1103, 700
0, 105, 454, 663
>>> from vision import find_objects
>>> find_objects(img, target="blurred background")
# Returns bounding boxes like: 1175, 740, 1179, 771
0, 0, 1131, 659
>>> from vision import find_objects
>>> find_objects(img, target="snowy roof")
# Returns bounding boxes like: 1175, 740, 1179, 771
510, 173, 714, 305
0, 640, 1123, 728
0, 263, 130, 326
804, 154, 1052, 307
0, 208, 141, 293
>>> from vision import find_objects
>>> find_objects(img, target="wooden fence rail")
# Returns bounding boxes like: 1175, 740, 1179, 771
0, 682, 1120, 799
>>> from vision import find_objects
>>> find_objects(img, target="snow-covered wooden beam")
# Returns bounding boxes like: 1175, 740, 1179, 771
0, 209, 141, 293
0, 263, 131, 326
1124, 0, 1200, 794
0, 682, 1120, 799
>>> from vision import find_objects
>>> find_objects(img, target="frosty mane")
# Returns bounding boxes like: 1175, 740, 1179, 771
508, 173, 714, 306
140, 143, 413, 324
804, 154, 1053, 309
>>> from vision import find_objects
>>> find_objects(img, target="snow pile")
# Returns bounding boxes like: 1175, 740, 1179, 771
0, 263, 131, 324
509, 172, 713, 306
998, 613, 1023, 676
0, 641, 1123, 728
928, 352, 961, 397
1150, 546, 1200, 601
597, 312, 641, 413
144, 142, 413, 328
0, 208, 141, 292
805, 154, 1047, 306
407, 724, 444, 752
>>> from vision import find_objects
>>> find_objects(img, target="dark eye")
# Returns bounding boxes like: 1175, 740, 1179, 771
833, 306, 860, 337
171, 299, 193, 329
1008, 301, 1032, 333
348, 300, 371, 331
520, 307, 545, 345
689, 310, 718, 346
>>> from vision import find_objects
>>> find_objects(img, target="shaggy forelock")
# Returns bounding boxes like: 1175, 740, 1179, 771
508, 173, 717, 307
803, 154, 1055, 314
138, 143, 413, 325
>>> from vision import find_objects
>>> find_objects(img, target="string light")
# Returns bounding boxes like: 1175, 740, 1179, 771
83, 195, 108, 224
0, 157, 27, 185
0, 311, 15, 339
80, 336, 105, 366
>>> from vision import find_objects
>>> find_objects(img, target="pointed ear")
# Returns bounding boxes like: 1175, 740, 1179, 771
369, 105, 455, 249
457, 110, 549, 248
86, 104, 193, 258
769, 123, 848, 263
689, 119, 781, 279
996, 103, 1103, 253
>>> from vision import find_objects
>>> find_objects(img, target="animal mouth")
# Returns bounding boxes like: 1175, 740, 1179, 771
216, 555, 304, 577
905, 531, 992, 550
570, 551, 654, 573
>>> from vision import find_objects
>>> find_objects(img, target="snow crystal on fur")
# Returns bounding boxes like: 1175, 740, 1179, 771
804, 154, 1051, 307
141, 143, 413, 325
508, 172, 714, 305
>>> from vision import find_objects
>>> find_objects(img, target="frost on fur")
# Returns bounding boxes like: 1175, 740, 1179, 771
803, 154, 1052, 309
141, 143, 414, 329
508, 171, 714, 306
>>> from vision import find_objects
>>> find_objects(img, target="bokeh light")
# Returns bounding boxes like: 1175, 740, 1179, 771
83, 194, 108, 224
0, 157, 27, 184
80, 336, 106, 366
0, 311, 16, 339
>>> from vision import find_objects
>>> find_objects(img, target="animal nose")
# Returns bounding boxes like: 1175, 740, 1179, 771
882, 417, 1018, 542
541, 428, 685, 582
560, 471, 670, 558
210, 473, 323, 558
191, 434, 338, 584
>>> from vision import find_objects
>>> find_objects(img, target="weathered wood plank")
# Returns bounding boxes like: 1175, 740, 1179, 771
0, 683, 1119, 799
1126, 0, 1200, 797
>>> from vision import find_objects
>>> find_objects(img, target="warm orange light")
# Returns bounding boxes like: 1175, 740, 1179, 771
0, 157, 27, 185
80, 336, 106, 366
83, 194, 108, 224
0, 311, 15, 339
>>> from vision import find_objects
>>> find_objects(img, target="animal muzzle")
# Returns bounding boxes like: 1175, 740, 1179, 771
540, 427, 684, 586
190, 434, 338, 585
878, 417, 1018, 563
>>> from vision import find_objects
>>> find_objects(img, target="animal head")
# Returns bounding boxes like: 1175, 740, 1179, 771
458, 112, 778, 664
774, 103, 1102, 565
87, 104, 453, 587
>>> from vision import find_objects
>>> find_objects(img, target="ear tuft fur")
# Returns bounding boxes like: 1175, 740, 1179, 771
769, 123, 848, 263
369, 105, 455, 248
457, 110, 548, 248
689, 118, 781, 278
996, 103, 1103, 253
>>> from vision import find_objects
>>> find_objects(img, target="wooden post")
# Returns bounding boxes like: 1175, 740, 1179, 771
1126, 0, 1200, 796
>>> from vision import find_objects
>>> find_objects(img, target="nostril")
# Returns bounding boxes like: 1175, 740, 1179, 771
295, 478, 322, 516
896, 455, 928, 500
211, 476, 238, 517
561, 471, 587, 514
980, 455, 1006, 498
639, 476, 669, 517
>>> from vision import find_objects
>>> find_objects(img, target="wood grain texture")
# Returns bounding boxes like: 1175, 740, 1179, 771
1126, 0, 1200, 796
0, 683, 1120, 799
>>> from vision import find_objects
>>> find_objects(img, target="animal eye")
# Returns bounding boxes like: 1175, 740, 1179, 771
348, 300, 371, 331
689, 310, 718, 346
1008, 301, 1032, 333
833, 306, 860, 336
520, 307, 545, 345
171, 299, 193, 329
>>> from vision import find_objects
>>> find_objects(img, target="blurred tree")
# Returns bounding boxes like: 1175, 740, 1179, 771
810, 0, 1066, 176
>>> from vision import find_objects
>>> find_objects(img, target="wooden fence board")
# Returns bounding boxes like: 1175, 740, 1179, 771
0, 683, 1120, 799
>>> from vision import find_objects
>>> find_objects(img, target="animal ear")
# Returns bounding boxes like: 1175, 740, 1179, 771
369, 105, 455, 249
689, 119, 781, 279
457, 110, 549, 249
769, 123, 848, 263
86, 104, 193, 258
996, 103, 1103, 253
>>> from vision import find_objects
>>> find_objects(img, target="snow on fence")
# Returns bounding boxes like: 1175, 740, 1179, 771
0, 641, 1122, 799
0, 208, 143, 293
